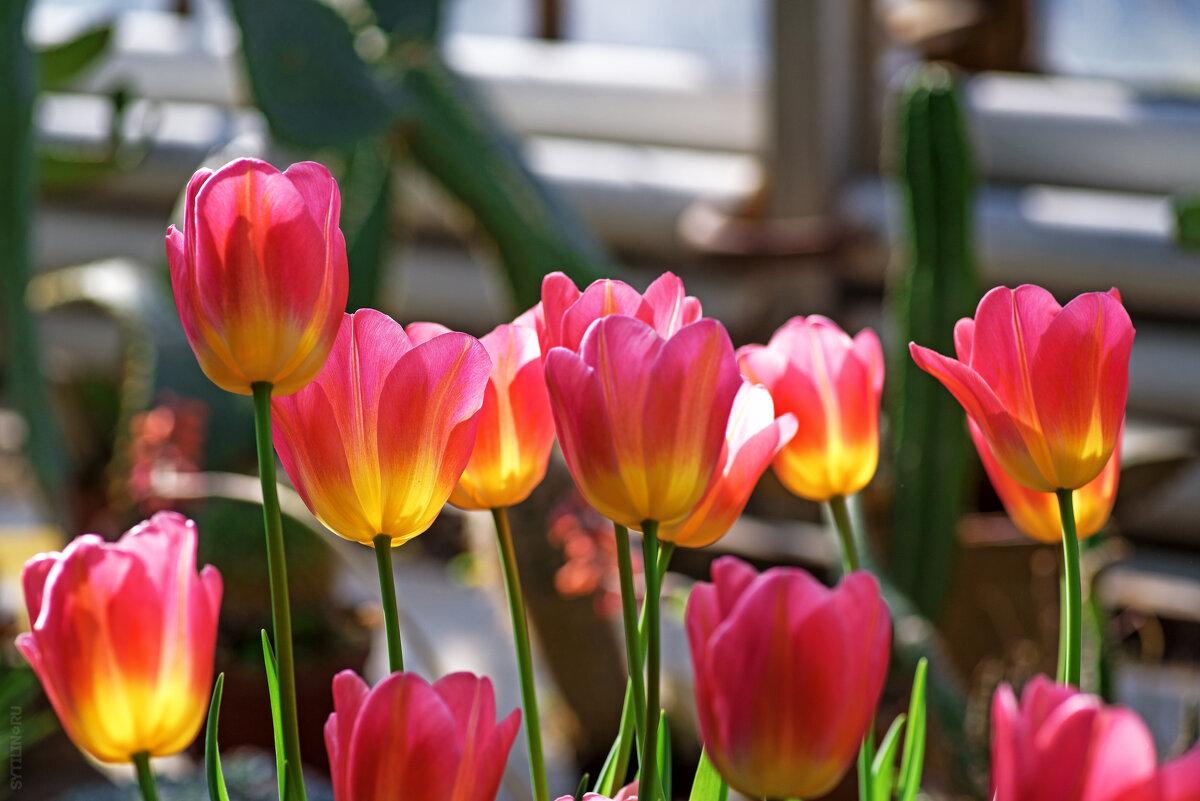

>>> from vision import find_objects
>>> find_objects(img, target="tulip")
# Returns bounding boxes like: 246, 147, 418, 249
686, 556, 890, 800
658, 382, 798, 548
556, 786, 637, 801
910, 285, 1134, 492
326, 670, 520, 801
971, 418, 1121, 543
411, 314, 556, 511
536, 271, 702, 353
166, 158, 349, 397
16, 512, 222, 764
543, 314, 742, 530
272, 309, 491, 546
991, 676, 1200, 801
736, 316, 884, 502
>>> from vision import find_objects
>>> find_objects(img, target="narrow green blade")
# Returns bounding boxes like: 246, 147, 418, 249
870, 714, 906, 801
898, 658, 929, 801
656, 711, 671, 801
204, 673, 231, 801
688, 749, 728, 801
262, 630, 287, 801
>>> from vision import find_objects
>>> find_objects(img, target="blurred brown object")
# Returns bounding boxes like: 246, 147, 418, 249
881, 0, 1032, 72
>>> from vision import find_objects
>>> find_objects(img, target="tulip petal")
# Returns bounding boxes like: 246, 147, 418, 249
910, 341, 1056, 491
377, 333, 490, 543
327, 670, 370, 801
407, 321, 454, 346
641, 319, 741, 523
543, 348, 631, 526
1029, 291, 1134, 489
560, 281, 656, 352
539, 272, 583, 351
1160, 743, 1200, 801
348, 673, 460, 801
434, 674, 521, 801
643, 271, 702, 336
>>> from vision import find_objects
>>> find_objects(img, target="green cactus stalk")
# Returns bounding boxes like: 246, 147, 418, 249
888, 63, 979, 618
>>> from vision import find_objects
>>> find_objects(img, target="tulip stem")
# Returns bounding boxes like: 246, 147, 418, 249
828, 494, 861, 574
641, 520, 662, 801
251, 382, 307, 801
606, 543, 675, 794
372, 534, 404, 673
829, 494, 873, 801
614, 523, 648, 749
491, 507, 549, 801
1057, 489, 1082, 687
132, 752, 160, 801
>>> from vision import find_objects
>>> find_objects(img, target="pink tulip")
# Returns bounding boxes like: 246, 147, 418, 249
911, 285, 1134, 492
17, 512, 222, 763
272, 310, 491, 546
658, 382, 798, 548
166, 158, 349, 396
410, 312, 556, 511
737, 316, 884, 502
992, 676, 1200, 801
543, 314, 741, 529
326, 670, 520, 801
556, 785, 637, 801
536, 271, 701, 353
971, 418, 1121, 543
687, 557, 890, 800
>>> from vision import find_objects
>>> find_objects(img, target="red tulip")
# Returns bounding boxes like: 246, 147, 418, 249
686, 557, 890, 800
658, 382, 798, 548
911, 285, 1134, 492
543, 314, 741, 529
410, 312, 556, 511
737, 316, 884, 502
971, 418, 1121, 543
536, 271, 701, 353
16, 512, 222, 763
992, 676, 1200, 801
166, 158, 349, 396
326, 670, 520, 801
272, 310, 491, 546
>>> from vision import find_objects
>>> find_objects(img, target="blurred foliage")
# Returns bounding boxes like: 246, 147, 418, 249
36, 24, 111, 92
227, 0, 610, 311
887, 63, 979, 620
1, 0, 71, 526
1172, 192, 1200, 252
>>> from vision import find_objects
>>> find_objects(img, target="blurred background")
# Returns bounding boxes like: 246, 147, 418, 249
4, 0, 1200, 798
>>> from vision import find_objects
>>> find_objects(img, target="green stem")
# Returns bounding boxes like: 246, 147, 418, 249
132, 751, 160, 801
606, 543, 675, 793
491, 508, 549, 801
640, 521, 662, 801
1057, 488, 1081, 687
828, 494, 861, 574
829, 495, 871, 800
251, 383, 306, 801
372, 533, 404, 673
614, 524, 648, 748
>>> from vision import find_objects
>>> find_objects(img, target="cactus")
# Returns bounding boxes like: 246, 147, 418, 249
888, 63, 979, 619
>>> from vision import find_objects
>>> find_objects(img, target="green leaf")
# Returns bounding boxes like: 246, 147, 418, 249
205, 674, 231, 801
227, 0, 396, 149
870, 714, 906, 801
656, 711, 671, 801
573, 773, 590, 801
898, 658, 929, 801
367, 0, 441, 41
36, 24, 112, 92
262, 630, 287, 801
340, 137, 394, 312
687, 749, 728, 801
1174, 192, 1200, 252
594, 732, 623, 796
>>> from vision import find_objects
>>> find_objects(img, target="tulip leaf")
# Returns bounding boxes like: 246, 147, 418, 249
870, 714, 906, 801
687, 749, 728, 801
227, 0, 397, 149
573, 773, 591, 801
897, 658, 929, 801
262, 630, 287, 801
656, 711, 671, 801
366, 0, 441, 41
594, 733, 623, 795
205, 674, 231, 801
36, 23, 112, 92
